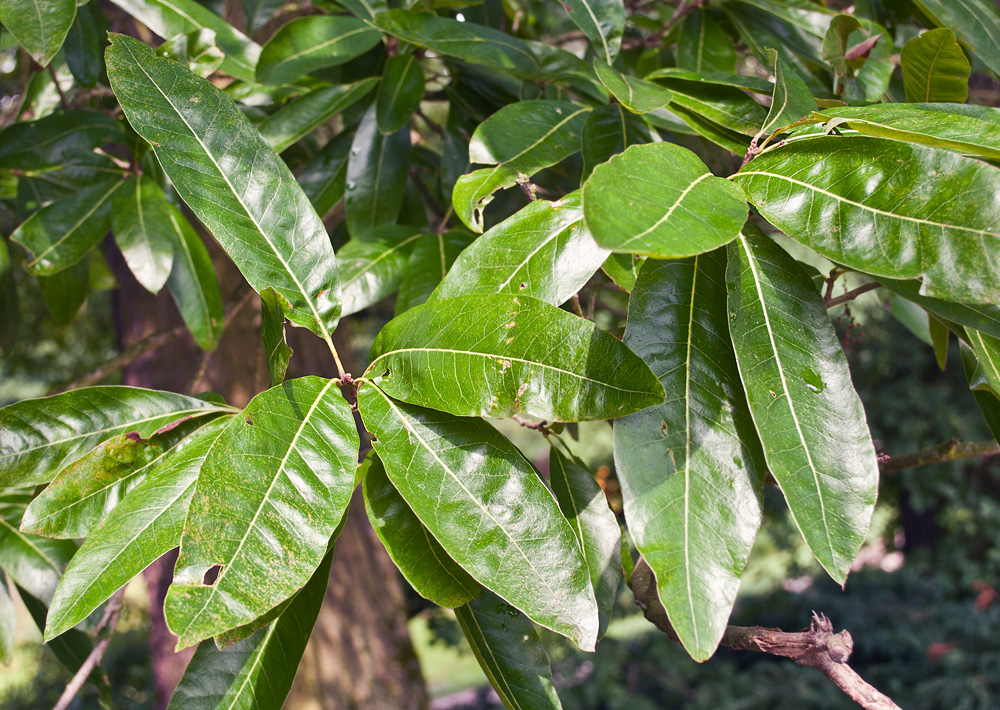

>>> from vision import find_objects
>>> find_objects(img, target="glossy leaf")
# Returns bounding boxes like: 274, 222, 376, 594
0, 386, 232, 488
879, 277, 1000, 341
650, 76, 768, 137
901, 28, 970, 103
357, 385, 599, 650
165, 377, 359, 648
261, 289, 293, 387
395, 230, 476, 315
0, 0, 74, 65
108, 34, 342, 341
562, 0, 622, 63
165, 203, 225, 352
167, 549, 333, 710
39, 256, 89, 326
0, 112, 122, 172
962, 344, 1000, 444
455, 590, 563, 710
435, 191, 608, 306
377, 54, 425, 135
601, 253, 643, 293
365, 293, 664, 421
12, 179, 124, 276
727, 228, 878, 583
453, 100, 590, 232
580, 103, 652, 181
112, 176, 177, 294
737, 136, 1000, 306
677, 9, 737, 74
582, 143, 747, 258
362, 452, 481, 607
256, 16, 382, 85
658, 103, 750, 154
64, 5, 102, 86
297, 132, 352, 217
45, 418, 230, 641
339, 226, 423, 316
593, 60, 673, 114
345, 105, 412, 237
968, 329, 1000, 395
259, 78, 378, 154
911, 0, 1000, 77
758, 48, 815, 139
548, 446, 621, 641
614, 252, 765, 660
644, 68, 775, 95
0, 508, 77, 607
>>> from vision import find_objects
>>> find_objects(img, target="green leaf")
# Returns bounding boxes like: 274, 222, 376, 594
107, 0, 261, 81
21, 416, 219, 539
930, 316, 950, 371
16, 583, 102, 678
376, 54, 425, 135
165, 376, 359, 648
455, 590, 563, 710
0, 0, 75, 66
878, 276, 1000, 340
726, 227, 878, 583
434, 191, 608, 306
339, 226, 424, 316
261, 288, 293, 387
911, 0, 1000, 78
736, 136, 1000, 307
107, 34, 342, 342
582, 143, 747, 258
44, 418, 230, 641
256, 16, 382, 85
39, 256, 89, 326
968, 329, 1000, 394
362, 452, 481, 607
244, 0, 283, 34
165, 203, 225, 352
12, 179, 125, 276
650, 75, 768, 137
330, 0, 385, 21
601, 253, 643, 293
62, 4, 102, 87
453, 100, 590, 232
365, 293, 664, 421
259, 78, 378, 154
901, 28, 970, 103
167, 548, 333, 710
548, 445, 621, 641
0, 386, 233, 488
112, 176, 177, 294
644, 68, 776, 95
158, 28, 224, 78
297, 132, 352, 216
580, 103, 652, 181
657, 103, 750, 154
345, 105, 412, 237
613, 252, 765, 660
821, 13, 863, 78
593, 60, 673, 114
357, 385, 599, 650
758, 48, 815, 139
0, 508, 77, 607
962, 343, 1000, 443
677, 9, 737, 74
374, 10, 540, 77
563, 0, 624, 64
0, 572, 13, 664
395, 230, 476, 315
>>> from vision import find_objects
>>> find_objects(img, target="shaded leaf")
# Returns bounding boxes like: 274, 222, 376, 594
878, 276, 1000, 341
0, 0, 74, 65
0, 572, 13, 664
651, 75, 768, 137
158, 28, 225, 78
377, 54, 425, 135
244, 0, 284, 34
593, 60, 673, 114
165, 203, 225, 352
580, 103, 652, 181
345, 104, 411, 237
112, 176, 177, 294
901, 28, 970, 103
601, 253, 644, 293
62, 4, 103, 87
562, 0, 623, 64
339, 226, 423, 316
962, 343, 1000, 444
821, 14, 863, 77
929, 316, 950, 371
677, 9, 736, 74
260, 78, 379, 154
256, 16, 382, 85
911, 0, 1000, 78
758, 48, 815, 139
296, 132, 352, 217
38, 256, 89, 326
261, 288, 293, 387
0, 507, 77, 606
968, 329, 1000, 395
395, 230, 476, 315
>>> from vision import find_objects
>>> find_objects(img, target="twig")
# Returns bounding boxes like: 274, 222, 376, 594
570, 293, 585, 318
414, 108, 444, 137
409, 168, 444, 218
48, 64, 68, 110
630, 559, 901, 710
826, 281, 881, 309
511, 414, 550, 433
880, 438, 1000, 474
51, 588, 127, 710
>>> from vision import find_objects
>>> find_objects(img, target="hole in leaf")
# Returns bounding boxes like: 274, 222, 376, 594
203, 565, 222, 586
381, 367, 391, 378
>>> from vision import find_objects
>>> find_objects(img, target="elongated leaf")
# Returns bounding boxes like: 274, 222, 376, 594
345, 105, 411, 237
0, 111, 122, 171
0, 386, 233, 488
112, 176, 176, 294
244, 0, 283, 34
879, 276, 1000, 340
821, 13, 863, 78
0, 0, 74, 66
580, 103, 652, 181
593, 60, 673, 114
727, 227, 878, 583
548, 446, 620, 641
107, 0, 260, 81
365, 294, 663, 421
911, 0, 1000, 78
16, 583, 101, 678
22, 416, 218, 539
614, 252, 765, 660
107, 34, 342, 341
13, 179, 124, 276
930, 316, 950, 371
362, 453, 480, 607
737, 136, 1000, 306
256, 16, 381, 85
167, 548, 333, 710
561, 0, 623, 64
375, 10, 540, 77
435, 191, 607, 305
582, 143, 747, 258
165, 203, 225, 352
456, 590, 563, 710
0, 572, 13, 664
39, 256, 89, 326
165, 377, 359, 648
395, 230, 476, 314
677, 9, 737, 74
158, 29, 225, 78
968, 329, 1000, 394
339, 226, 423, 316
901, 28, 970, 103
651, 76, 768, 137
259, 78, 379, 154
261, 288, 293, 387
658, 103, 750, 154
0, 509, 77, 606
358, 385, 599, 650
962, 343, 1000, 444
758, 48, 815, 139
453, 100, 589, 232
644, 68, 775, 95
377, 54, 425, 135
45, 418, 230, 641
297, 132, 352, 217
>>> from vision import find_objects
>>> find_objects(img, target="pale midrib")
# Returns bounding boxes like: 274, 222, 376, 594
169, 212, 211, 326
384, 55, 415, 116
177, 379, 337, 639
464, 609, 522, 709
156, 0, 256, 73
30, 181, 124, 266
553, 455, 587, 554
682, 255, 699, 649
420, 526, 474, 593
225, 621, 278, 710
418, 35, 538, 67
476, 108, 590, 171
271, 26, 372, 73
616, 172, 712, 248
737, 169, 999, 237
577, 0, 612, 65
126, 41, 331, 341
343, 233, 422, 291
972, 332, 1000, 388
132, 177, 154, 265
367, 347, 651, 396
739, 235, 837, 567
0, 517, 62, 575
923, 34, 947, 102
494, 217, 582, 292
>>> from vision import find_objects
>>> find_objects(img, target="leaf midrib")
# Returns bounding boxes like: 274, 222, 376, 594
616, 172, 713, 249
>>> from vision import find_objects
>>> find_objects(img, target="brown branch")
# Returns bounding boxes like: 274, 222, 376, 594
880, 437, 1000, 474
826, 281, 881, 309
48, 64, 68, 110
511, 414, 550, 433
630, 558, 901, 710
414, 108, 444, 137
